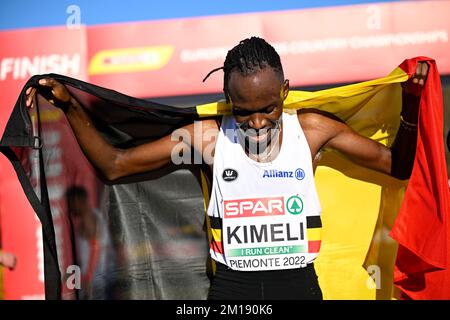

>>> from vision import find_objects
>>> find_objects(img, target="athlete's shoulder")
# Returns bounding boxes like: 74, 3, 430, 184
201, 117, 222, 131
296, 108, 345, 131
182, 118, 220, 133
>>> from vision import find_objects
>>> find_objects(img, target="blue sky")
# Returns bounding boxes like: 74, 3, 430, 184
0, 0, 399, 30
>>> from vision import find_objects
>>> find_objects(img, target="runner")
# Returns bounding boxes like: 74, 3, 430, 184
25, 37, 428, 299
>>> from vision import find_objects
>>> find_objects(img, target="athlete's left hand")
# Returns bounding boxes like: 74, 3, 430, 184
402, 61, 429, 97
400, 61, 429, 124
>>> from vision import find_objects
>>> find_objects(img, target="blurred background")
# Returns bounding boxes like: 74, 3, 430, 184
0, 0, 449, 299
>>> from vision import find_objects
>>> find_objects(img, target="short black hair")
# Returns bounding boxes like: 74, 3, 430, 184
203, 37, 284, 103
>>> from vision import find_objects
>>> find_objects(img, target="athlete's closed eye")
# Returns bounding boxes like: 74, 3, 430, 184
232, 108, 254, 117
233, 105, 276, 117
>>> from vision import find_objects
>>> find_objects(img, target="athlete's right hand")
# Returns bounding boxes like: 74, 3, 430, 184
25, 78, 72, 111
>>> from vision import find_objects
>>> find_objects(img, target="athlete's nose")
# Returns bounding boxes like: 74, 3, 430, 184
248, 113, 270, 130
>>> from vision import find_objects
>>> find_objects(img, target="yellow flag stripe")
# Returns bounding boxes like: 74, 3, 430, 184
307, 227, 322, 241
211, 228, 222, 242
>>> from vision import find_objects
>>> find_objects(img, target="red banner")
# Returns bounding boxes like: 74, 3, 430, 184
87, 15, 263, 97
87, 0, 450, 97
0, 26, 87, 299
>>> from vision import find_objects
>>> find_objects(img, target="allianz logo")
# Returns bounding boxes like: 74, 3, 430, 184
262, 168, 305, 180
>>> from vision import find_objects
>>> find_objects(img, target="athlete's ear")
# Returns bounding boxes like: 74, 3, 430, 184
281, 79, 289, 101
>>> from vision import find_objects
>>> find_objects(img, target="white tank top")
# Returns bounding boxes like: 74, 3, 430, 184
207, 112, 322, 271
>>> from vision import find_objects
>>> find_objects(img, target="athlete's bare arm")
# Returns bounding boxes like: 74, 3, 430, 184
299, 61, 428, 179
299, 112, 392, 175
25, 78, 218, 181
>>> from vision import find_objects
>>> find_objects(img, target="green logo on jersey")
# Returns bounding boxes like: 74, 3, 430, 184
286, 195, 304, 215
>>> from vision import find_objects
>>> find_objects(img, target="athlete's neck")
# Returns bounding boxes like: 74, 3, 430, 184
246, 122, 283, 163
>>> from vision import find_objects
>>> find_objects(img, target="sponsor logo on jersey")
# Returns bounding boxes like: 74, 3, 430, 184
262, 168, 305, 180
222, 168, 238, 182
224, 196, 285, 218
295, 168, 305, 180
286, 196, 304, 215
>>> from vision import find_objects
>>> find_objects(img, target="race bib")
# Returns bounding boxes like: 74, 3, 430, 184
222, 195, 309, 271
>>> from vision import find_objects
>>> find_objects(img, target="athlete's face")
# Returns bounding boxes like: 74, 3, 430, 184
228, 67, 289, 156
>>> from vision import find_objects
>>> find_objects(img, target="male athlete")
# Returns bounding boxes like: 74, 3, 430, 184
25, 37, 428, 299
